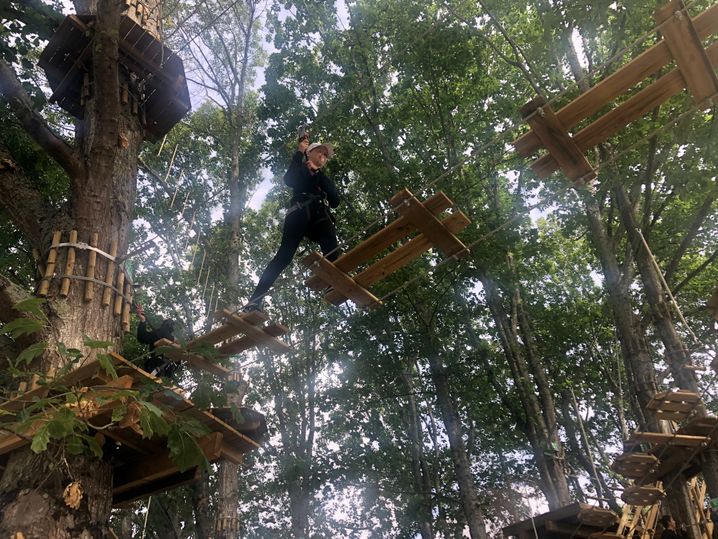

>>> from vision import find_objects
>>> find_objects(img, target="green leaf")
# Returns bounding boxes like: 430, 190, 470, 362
66, 435, 84, 455
83, 337, 113, 350
1, 318, 44, 338
97, 353, 118, 380
16, 341, 47, 365
111, 404, 127, 423
13, 298, 45, 317
81, 434, 103, 458
167, 426, 207, 473
30, 425, 51, 453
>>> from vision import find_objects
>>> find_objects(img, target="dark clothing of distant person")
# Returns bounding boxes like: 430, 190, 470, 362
248, 150, 340, 304
137, 320, 180, 378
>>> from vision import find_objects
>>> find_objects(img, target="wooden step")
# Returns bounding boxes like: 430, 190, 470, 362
577, 506, 619, 527
611, 452, 660, 479
647, 390, 701, 421
626, 431, 711, 448
621, 485, 665, 506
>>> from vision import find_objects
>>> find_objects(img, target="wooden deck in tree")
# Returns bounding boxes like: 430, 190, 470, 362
303, 188, 470, 308
503, 503, 619, 538
38, 15, 191, 140
0, 353, 266, 505
621, 484, 665, 506
513, 0, 718, 182
611, 452, 659, 479
646, 390, 701, 421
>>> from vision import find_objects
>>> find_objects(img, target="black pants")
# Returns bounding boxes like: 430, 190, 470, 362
250, 204, 338, 303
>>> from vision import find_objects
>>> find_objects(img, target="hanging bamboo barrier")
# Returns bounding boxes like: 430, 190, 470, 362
35, 231, 134, 332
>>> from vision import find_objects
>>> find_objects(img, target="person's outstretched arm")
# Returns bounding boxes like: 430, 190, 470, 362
283, 138, 309, 187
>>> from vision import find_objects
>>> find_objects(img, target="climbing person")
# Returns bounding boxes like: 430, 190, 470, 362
244, 131, 339, 311
135, 303, 181, 378
659, 515, 688, 539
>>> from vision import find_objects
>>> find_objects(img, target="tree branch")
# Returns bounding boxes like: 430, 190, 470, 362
0, 140, 53, 251
0, 58, 85, 180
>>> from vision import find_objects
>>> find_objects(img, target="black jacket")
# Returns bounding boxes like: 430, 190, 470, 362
283, 151, 340, 208
137, 321, 173, 350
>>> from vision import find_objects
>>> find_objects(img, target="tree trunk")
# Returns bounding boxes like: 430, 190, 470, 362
423, 336, 487, 539
0, 0, 153, 534
401, 360, 435, 539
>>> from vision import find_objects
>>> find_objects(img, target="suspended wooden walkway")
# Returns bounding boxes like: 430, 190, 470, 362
0, 352, 265, 505
304, 188, 470, 308
514, 0, 718, 184
155, 308, 291, 377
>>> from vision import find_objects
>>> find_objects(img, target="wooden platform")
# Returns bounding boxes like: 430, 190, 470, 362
646, 390, 701, 421
0, 353, 266, 505
611, 452, 659, 479
514, 1, 718, 183
621, 484, 665, 506
304, 188, 470, 308
38, 15, 191, 140
503, 503, 618, 538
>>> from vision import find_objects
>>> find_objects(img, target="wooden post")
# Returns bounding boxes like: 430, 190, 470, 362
60, 230, 78, 297
114, 271, 125, 317
102, 238, 119, 307
84, 232, 99, 302
122, 280, 132, 332
38, 231, 62, 297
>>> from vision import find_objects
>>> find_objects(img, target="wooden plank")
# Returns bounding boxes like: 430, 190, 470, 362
84, 232, 99, 302
577, 506, 619, 527
60, 230, 78, 297
188, 311, 268, 348
154, 338, 230, 378
533, 40, 718, 178
628, 431, 710, 447
655, 0, 718, 104
113, 432, 223, 495
324, 211, 471, 305
304, 253, 382, 309
102, 237, 119, 307
544, 520, 594, 538
521, 97, 596, 183
612, 453, 660, 479
304, 192, 453, 291
222, 310, 291, 353
391, 189, 470, 257
216, 323, 288, 356
38, 231, 62, 296
514, 1, 718, 157
113, 468, 198, 506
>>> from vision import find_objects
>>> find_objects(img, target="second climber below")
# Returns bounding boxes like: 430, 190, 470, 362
244, 132, 340, 311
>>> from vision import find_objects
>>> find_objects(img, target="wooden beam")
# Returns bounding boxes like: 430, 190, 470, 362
514, 1, 718, 157
324, 211, 471, 305
390, 189, 469, 257
628, 431, 710, 447
222, 310, 291, 353
621, 485, 665, 506
304, 253, 382, 308
216, 322, 288, 356
59, 229, 77, 297
655, 0, 718, 104
521, 96, 596, 183
154, 338, 230, 378
189, 311, 268, 348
